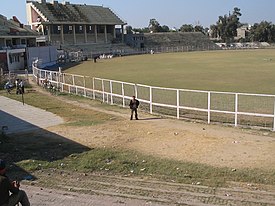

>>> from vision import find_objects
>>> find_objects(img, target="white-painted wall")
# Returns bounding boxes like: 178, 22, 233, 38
7, 49, 25, 72
27, 46, 58, 68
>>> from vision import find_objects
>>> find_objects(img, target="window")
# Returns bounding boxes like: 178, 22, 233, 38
69, 26, 72, 31
79, 26, 82, 31
58, 26, 61, 31
89, 26, 92, 30
9, 54, 20, 64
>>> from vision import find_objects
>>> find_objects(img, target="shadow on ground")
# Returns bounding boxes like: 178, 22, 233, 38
0, 111, 90, 181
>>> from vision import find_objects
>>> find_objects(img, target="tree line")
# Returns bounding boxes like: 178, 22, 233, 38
127, 8, 275, 43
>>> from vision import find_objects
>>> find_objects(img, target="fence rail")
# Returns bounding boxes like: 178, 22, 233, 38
33, 66, 275, 131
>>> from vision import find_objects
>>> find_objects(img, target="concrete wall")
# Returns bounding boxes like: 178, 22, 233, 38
26, 46, 58, 68
6, 49, 25, 72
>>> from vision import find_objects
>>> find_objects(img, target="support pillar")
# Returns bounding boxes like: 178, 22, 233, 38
47, 25, 52, 42
121, 25, 124, 43
104, 25, 108, 43
94, 25, 98, 43
73, 24, 76, 44
60, 24, 64, 44
113, 26, 116, 39
84, 25, 87, 43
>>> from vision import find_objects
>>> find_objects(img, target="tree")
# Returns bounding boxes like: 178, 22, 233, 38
161, 25, 170, 32
209, 24, 218, 38
126, 25, 133, 34
215, 7, 242, 42
194, 25, 204, 34
132, 27, 150, 33
180, 24, 194, 32
249, 21, 273, 42
149, 18, 161, 33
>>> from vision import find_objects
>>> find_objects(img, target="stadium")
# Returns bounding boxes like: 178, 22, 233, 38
1, 0, 275, 205
23, 0, 275, 130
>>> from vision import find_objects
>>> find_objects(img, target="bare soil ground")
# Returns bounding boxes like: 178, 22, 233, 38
28, 90, 275, 205
49, 96, 275, 170
4, 83, 275, 205
23, 173, 275, 206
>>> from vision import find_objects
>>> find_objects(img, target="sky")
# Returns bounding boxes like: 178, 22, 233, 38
1, 0, 275, 29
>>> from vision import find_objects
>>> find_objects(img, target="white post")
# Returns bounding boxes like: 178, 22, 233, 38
72, 75, 75, 86
39, 69, 42, 84
273, 98, 275, 131
235, 93, 238, 127
122, 83, 125, 107
56, 71, 60, 89
110, 80, 113, 105
102, 79, 105, 102
208, 92, 211, 124
150, 86, 153, 114
134, 84, 138, 98
177, 89, 180, 119
83, 76, 86, 97
61, 73, 64, 92
92, 77, 95, 99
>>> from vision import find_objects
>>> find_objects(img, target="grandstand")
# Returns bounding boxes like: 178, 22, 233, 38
62, 43, 137, 58
143, 32, 220, 51
26, 0, 126, 46
26, 1, 219, 57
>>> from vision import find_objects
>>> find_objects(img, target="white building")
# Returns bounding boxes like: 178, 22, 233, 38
0, 15, 38, 72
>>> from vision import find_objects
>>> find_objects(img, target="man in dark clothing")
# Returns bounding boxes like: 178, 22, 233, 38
129, 96, 140, 120
0, 159, 30, 206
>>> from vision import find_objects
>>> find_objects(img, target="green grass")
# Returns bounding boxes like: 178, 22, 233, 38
66, 49, 275, 94
13, 147, 275, 187
1, 89, 114, 126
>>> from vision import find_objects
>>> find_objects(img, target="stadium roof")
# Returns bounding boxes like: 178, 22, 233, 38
29, 1, 126, 25
0, 14, 38, 37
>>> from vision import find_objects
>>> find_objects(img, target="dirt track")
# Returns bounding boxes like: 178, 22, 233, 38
24, 172, 275, 205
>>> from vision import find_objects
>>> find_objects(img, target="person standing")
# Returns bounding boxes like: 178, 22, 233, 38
15, 79, 19, 95
129, 96, 140, 120
19, 80, 25, 94
0, 159, 30, 206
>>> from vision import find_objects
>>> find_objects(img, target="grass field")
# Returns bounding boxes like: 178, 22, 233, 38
66, 49, 275, 94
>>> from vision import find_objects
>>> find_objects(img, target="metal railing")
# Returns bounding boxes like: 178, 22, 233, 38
33, 66, 275, 131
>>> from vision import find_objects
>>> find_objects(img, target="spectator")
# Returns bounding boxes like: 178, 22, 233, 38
15, 79, 19, 95
4, 81, 12, 94
0, 159, 30, 206
19, 80, 25, 94
129, 96, 140, 120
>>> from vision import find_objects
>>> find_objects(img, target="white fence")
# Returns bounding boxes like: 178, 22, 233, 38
33, 66, 275, 131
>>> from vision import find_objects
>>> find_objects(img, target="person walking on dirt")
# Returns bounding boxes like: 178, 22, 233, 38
0, 159, 30, 206
129, 96, 140, 120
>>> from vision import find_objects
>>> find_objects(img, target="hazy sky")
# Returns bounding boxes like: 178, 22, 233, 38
1, 0, 275, 28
